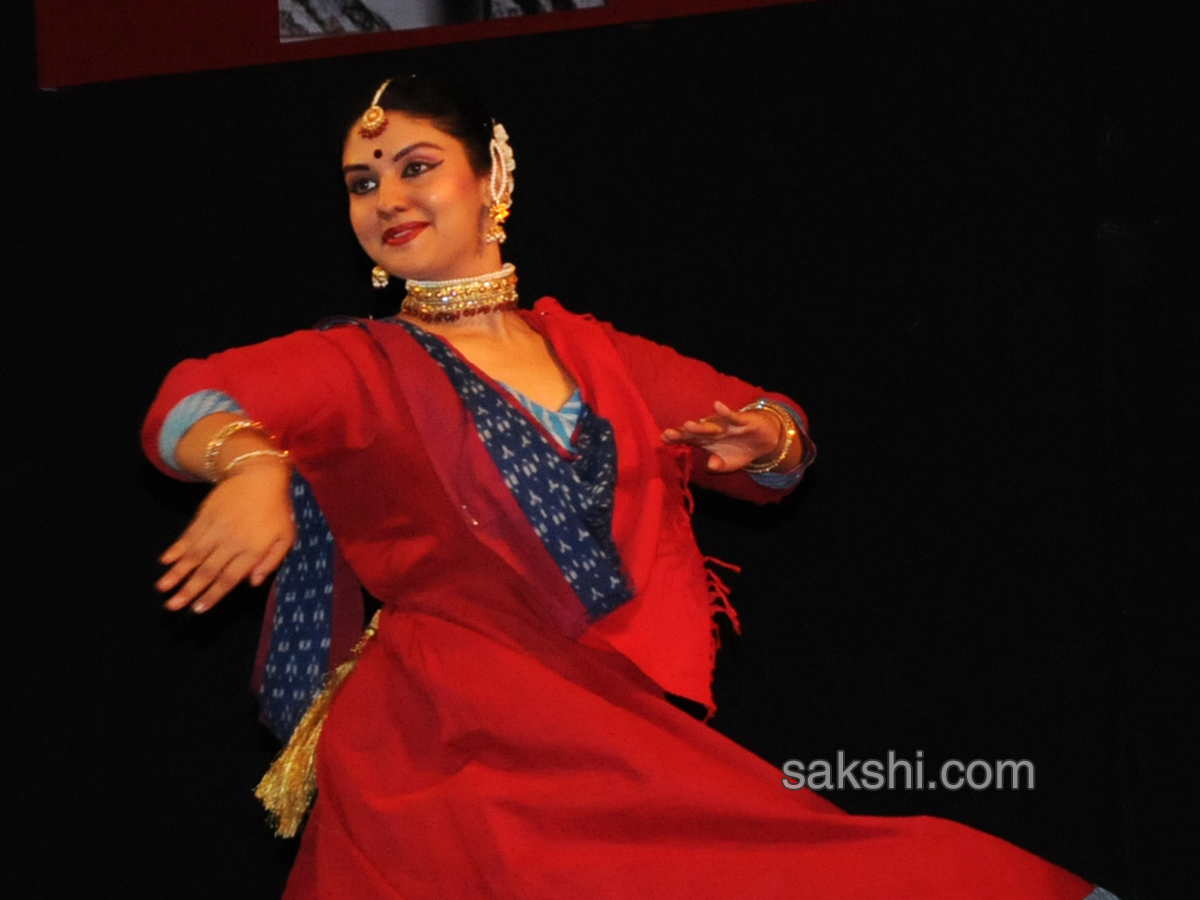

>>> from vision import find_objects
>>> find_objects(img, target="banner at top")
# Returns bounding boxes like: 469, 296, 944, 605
36, 0, 813, 89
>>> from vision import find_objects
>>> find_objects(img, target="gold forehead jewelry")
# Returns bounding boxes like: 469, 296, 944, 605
359, 79, 393, 139
401, 264, 518, 323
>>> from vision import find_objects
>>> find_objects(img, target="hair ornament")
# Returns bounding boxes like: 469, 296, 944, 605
486, 122, 516, 244
359, 79, 393, 139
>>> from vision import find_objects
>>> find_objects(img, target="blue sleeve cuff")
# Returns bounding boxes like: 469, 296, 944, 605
749, 468, 805, 490
158, 390, 245, 474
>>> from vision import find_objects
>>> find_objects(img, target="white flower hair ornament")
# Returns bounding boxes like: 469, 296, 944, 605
486, 122, 516, 244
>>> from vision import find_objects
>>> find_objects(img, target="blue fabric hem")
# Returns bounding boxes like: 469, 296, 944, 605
158, 389, 245, 473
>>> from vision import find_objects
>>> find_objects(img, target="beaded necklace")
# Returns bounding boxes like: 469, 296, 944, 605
400, 263, 518, 323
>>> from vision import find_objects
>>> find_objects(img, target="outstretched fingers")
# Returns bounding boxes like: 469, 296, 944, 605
154, 458, 295, 613
156, 516, 218, 598
156, 512, 293, 612
158, 527, 239, 612
249, 535, 294, 588
662, 401, 741, 444
184, 550, 260, 613
662, 419, 724, 442
661, 400, 780, 473
711, 400, 750, 426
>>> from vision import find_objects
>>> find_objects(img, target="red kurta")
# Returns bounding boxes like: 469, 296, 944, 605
143, 298, 1095, 900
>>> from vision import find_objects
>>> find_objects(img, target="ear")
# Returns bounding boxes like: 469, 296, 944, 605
477, 172, 492, 209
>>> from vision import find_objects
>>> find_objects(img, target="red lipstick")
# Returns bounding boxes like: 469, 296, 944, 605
382, 222, 429, 246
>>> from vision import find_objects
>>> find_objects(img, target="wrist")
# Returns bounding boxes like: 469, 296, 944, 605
753, 411, 786, 458
198, 417, 288, 482
741, 400, 799, 474
217, 448, 291, 482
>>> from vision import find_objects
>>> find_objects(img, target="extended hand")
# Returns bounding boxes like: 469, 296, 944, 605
661, 401, 784, 473
156, 461, 295, 613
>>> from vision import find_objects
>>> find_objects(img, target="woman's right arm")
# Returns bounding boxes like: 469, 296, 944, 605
143, 326, 383, 613
155, 412, 296, 613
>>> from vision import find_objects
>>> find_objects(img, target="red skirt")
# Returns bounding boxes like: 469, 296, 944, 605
283, 610, 1094, 900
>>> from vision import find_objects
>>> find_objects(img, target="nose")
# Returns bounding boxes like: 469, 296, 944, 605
375, 172, 409, 218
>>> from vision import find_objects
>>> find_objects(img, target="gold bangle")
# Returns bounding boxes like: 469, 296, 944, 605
219, 449, 290, 481
741, 400, 798, 473
203, 419, 266, 482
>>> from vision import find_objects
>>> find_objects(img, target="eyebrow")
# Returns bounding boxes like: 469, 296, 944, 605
342, 141, 446, 175
392, 141, 444, 161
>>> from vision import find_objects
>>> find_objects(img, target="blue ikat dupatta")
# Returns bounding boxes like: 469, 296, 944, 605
394, 319, 634, 621
255, 474, 341, 740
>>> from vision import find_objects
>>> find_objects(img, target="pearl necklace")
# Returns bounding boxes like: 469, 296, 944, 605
400, 263, 518, 323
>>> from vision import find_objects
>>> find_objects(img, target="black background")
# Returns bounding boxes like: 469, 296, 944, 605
7, 1, 1196, 897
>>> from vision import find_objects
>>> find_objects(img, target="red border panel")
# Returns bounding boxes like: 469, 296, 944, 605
37, 0, 815, 89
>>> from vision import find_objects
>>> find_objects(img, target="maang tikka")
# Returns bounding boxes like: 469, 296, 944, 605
486, 123, 516, 244
362, 80, 395, 288
359, 78, 392, 139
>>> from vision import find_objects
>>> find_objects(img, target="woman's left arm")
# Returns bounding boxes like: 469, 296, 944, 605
599, 323, 814, 502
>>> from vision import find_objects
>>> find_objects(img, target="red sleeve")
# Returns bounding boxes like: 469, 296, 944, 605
141, 325, 387, 479
598, 321, 811, 503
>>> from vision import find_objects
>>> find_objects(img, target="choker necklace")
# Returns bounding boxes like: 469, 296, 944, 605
401, 263, 518, 324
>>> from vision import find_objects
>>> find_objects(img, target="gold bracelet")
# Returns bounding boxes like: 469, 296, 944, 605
203, 419, 266, 482
741, 400, 798, 473
219, 449, 290, 481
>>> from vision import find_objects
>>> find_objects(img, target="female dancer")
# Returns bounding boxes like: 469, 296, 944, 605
143, 75, 1116, 900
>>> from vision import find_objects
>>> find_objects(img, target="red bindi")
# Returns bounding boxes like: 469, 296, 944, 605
373, 149, 383, 159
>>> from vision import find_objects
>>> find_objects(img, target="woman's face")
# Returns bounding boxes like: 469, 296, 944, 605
342, 112, 497, 282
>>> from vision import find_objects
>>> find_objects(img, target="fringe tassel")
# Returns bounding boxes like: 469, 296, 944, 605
703, 555, 742, 636
254, 610, 381, 838
702, 555, 742, 723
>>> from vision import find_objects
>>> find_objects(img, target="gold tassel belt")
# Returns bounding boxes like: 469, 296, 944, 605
254, 609, 381, 838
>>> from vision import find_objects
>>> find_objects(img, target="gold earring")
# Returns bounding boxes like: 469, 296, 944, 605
485, 123, 514, 245
484, 202, 510, 245
371, 265, 389, 289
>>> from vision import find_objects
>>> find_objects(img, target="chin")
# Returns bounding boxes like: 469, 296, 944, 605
381, 244, 498, 283
376, 255, 432, 283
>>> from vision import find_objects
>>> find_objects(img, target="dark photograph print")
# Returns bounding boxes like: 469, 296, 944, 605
280, 0, 606, 41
